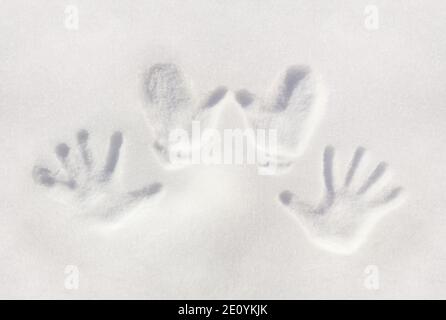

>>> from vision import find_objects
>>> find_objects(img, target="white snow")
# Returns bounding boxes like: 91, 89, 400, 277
1, 0, 446, 299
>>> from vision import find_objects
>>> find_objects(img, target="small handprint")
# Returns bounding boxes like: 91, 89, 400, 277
279, 146, 404, 254
33, 130, 163, 222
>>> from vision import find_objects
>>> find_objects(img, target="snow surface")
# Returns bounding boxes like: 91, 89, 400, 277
1, 0, 446, 298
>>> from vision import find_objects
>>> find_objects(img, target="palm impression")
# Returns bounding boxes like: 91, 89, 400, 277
279, 146, 404, 254
32, 130, 162, 222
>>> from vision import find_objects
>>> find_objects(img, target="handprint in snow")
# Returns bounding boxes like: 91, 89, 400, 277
32, 130, 162, 222
279, 146, 404, 254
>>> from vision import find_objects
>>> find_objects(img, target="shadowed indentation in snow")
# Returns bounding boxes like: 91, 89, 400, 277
33, 129, 163, 223
279, 146, 404, 254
